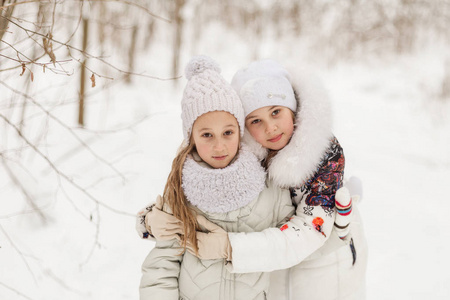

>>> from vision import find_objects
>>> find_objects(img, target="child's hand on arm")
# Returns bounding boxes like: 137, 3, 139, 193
136, 195, 184, 240
184, 215, 232, 261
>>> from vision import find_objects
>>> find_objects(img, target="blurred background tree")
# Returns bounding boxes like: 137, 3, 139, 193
1, 0, 449, 299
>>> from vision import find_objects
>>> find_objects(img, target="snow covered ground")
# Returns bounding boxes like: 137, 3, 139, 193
1, 23, 449, 300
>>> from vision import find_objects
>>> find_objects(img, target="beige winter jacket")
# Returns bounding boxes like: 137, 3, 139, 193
139, 181, 294, 300
139, 148, 295, 300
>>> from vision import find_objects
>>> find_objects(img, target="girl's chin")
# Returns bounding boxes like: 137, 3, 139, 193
265, 141, 288, 151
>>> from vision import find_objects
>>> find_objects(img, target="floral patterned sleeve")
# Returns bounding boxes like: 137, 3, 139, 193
302, 136, 345, 209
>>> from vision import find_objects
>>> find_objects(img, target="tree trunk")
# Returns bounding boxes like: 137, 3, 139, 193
172, 0, 185, 85
125, 25, 138, 84
0, 0, 16, 44
79, 18, 89, 126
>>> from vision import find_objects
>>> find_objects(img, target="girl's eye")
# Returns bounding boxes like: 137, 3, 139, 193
224, 130, 233, 136
272, 109, 280, 116
202, 133, 212, 138
250, 119, 260, 125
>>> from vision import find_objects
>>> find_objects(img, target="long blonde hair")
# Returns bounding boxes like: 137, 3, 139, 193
162, 137, 200, 254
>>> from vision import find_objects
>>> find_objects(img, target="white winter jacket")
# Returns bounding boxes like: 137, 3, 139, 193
228, 70, 368, 300
140, 148, 295, 300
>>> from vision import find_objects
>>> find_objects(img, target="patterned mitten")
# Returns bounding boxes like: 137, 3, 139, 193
136, 201, 156, 239
334, 187, 352, 239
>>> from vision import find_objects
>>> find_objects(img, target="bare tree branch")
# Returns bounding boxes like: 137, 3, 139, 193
43, 268, 89, 296
0, 0, 40, 10
0, 201, 53, 219
1, 156, 47, 222
57, 175, 93, 222
0, 113, 134, 216
0, 52, 72, 69
1, 14, 181, 80
87, 0, 172, 23
1, 0, 172, 23
1, 81, 127, 182
0, 281, 35, 300
80, 202, 101, 267
0, 224, 38, 285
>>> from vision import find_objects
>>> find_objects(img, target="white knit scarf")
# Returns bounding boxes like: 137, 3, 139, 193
182, 147, 266, 214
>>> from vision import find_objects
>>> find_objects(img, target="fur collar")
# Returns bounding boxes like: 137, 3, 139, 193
243, 70, 334, 188
182, 146, 266, 214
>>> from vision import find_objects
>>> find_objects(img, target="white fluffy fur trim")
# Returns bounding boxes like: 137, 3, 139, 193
268, 70, 334, 188
182, 148, 266, 214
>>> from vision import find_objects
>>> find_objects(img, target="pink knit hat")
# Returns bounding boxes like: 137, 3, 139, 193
181, 56, 245, 143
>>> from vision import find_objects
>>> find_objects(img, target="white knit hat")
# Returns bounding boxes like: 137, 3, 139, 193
231, 59, 297, 117
181, 56, 245, 143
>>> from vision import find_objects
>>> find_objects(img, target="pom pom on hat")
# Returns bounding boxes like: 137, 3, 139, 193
181, 56, 245, 143
185, 55, 221, 80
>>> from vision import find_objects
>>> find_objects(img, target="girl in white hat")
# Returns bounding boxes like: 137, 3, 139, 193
226, 59, 368, 300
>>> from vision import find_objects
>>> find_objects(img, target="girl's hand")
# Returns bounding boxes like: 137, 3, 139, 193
185, 215, 232, 261
136, 195, 184, 240
136, 201, 155, 239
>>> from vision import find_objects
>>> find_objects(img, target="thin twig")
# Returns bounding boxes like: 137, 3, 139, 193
1, 15, 181, 80
56, 173, 95, 222
0, 201, 53, 219
83, 0, 171, 23
0, 281, 35, 300
0, 0, 44, 10
74, 112, 167, 134
1, 81, 127, 182
1, 0, 171, 23
1, 157, 47, 222
0, 53, 72, 67
80, 203, 101, 267
43, 268, 89, 296
0, 224, 38, 285
0, 113, 134, 216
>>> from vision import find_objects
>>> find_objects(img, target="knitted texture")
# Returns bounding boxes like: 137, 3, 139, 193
182, 147, 266, 214
231, 59, 297, 116
334, 186, 352, 239
181, 55, 245, 142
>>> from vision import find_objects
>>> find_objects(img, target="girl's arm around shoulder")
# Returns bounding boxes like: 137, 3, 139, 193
139, 236, 184, 299
227, 200, 332, 274
225, 138, 344, 274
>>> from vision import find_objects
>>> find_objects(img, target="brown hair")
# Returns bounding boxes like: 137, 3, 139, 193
162, 137, 200, 254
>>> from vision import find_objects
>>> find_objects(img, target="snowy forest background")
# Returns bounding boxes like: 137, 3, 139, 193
1, 0, 449, 299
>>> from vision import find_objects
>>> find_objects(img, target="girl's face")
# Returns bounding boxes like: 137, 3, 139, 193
245, 106, 295, 151
192, 111, 240, 169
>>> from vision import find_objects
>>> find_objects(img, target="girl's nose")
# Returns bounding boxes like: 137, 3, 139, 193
265, 122, 278, 134
213, 140, 225, 151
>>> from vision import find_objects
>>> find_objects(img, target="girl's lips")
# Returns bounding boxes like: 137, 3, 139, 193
268, 134, 283, 143
213, 155, 228, 160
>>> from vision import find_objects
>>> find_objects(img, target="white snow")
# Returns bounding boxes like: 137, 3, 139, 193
1, 16, 449, 300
